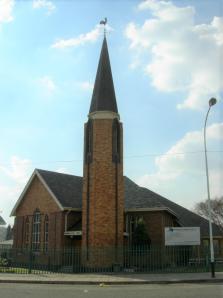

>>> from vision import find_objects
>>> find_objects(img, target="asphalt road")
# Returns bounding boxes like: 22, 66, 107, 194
0, 283, 222, 298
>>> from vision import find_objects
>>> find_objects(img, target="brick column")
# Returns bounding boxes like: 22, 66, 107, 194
82, 117, 124, 268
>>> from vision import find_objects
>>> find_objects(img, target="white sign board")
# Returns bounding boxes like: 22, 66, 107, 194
165, 227, 200, 246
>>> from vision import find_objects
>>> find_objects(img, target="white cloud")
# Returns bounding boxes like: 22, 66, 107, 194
51, 24, 113, 49
32, 0, 55, 15
38, 76, 57, 95
0, 184, 15, 224
137, 122, 223, 207
125, 0, 223, 110
0, 0, 14, 23
78, 81, 94, 92
0, 156, 33, 224
52, 25, 101, 49
0, 156, 32, 184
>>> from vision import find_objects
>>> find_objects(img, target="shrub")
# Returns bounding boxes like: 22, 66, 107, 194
132, 220, 151, 247
0, 257, 8, 267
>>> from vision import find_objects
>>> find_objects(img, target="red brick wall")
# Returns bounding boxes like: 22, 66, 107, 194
13, 175, 64, 250
125, 211, 177, 246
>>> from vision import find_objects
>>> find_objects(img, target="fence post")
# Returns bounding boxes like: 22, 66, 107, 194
28, 250, 32, 274
72, 248, 75, 273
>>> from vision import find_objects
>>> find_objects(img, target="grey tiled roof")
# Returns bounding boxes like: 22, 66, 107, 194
0, 216, 6, 225
137, 186, 221, 237
37, 169, 82, 209
89, 37, 118, 114
37, 169, 221, 237
124, 177, 165, 209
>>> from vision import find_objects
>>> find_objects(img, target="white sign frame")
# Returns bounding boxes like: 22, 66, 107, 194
165, 227, 200, 246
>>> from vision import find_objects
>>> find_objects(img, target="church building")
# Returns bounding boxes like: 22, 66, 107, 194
11, 37, 223, 265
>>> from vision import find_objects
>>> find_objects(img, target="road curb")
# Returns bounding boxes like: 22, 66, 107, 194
0, 279, 222, 285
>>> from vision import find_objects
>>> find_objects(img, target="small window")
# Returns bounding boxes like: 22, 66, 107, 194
25, 217, 30, 249
32, 209, 41, 251
85, 119, 93, 163
44, 215, 49, 252
112, 119, 121, 163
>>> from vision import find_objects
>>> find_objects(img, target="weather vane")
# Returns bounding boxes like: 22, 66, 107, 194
100, 17, 107, 37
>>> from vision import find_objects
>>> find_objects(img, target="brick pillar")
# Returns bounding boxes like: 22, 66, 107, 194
82, 114, 124, 267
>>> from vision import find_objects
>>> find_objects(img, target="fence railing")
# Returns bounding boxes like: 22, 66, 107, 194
0, 245, 222, 274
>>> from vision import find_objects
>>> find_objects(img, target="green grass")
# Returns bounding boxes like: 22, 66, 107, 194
0, 267, 29, 273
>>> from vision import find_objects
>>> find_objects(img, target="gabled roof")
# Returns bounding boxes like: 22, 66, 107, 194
89, 37, 118, 114
11, 169, 222, 237
10, 169, 65, 216
37, 169, 82, 209
134, 185, 221, 237
30, 169, 167, 211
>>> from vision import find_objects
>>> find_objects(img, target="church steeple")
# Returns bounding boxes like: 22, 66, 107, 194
89, 37, 118, 114
82, 34, 124, 267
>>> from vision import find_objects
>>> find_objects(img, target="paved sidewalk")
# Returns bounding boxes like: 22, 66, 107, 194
0, 272, 222, 285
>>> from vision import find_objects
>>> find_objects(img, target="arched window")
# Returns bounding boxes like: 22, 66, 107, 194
32, 209, 41, 251
85, 119, 93, 164
112, 119, 121, 163
44, 215, 49, 252
25, 217, 30, 249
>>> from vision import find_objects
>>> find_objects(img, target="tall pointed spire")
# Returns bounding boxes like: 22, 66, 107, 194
89, 37, 118, 114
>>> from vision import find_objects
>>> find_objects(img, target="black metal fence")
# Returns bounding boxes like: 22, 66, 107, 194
0, 245, 222, 274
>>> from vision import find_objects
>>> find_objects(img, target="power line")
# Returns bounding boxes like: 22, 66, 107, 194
0, 150, 222, 167
125, 150, 223, 159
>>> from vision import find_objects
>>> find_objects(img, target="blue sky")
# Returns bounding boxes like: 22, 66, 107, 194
0, 0, 222, 225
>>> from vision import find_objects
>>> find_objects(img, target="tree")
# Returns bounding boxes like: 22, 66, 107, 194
132, 219, 151, 246
194, 196, 223, 235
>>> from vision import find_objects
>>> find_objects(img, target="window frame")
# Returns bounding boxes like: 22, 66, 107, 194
24, 216, 30, 249
32, 209, 41, 252
44, 215, 49, 253
112, 119, 121, 163
85, 119, 93, 164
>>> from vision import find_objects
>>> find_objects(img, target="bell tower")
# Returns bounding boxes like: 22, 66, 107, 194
82, 37, 124, 265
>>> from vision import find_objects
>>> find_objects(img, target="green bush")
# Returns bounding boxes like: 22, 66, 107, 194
0, 257, 8, 267
132, 220, 151, 246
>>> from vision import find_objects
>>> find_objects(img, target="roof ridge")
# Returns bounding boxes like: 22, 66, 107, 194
36, 168, 82, 179
126, 177, 221, 230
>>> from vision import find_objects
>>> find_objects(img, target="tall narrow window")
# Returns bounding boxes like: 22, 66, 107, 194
32, 209, 41, 251
85, 119, 93, 164
44, 215, 49, 252
112, 119, 121, 163
25, 217, 30, 249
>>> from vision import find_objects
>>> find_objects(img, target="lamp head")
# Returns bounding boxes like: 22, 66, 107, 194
209, 97, 217, 107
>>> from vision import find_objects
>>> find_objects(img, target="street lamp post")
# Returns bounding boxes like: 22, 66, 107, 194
204, 97, 217, 278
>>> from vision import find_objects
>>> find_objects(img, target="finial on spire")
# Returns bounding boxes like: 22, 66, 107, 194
100, 17, 107, 37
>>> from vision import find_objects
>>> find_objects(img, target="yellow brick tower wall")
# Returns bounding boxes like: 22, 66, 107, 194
82, 117, 124, 266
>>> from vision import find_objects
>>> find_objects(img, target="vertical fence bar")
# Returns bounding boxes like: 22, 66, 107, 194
28, 249, 32, 274
1, 244, 220, 274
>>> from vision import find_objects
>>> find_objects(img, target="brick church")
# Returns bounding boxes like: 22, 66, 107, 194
11, 37, 222, 262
